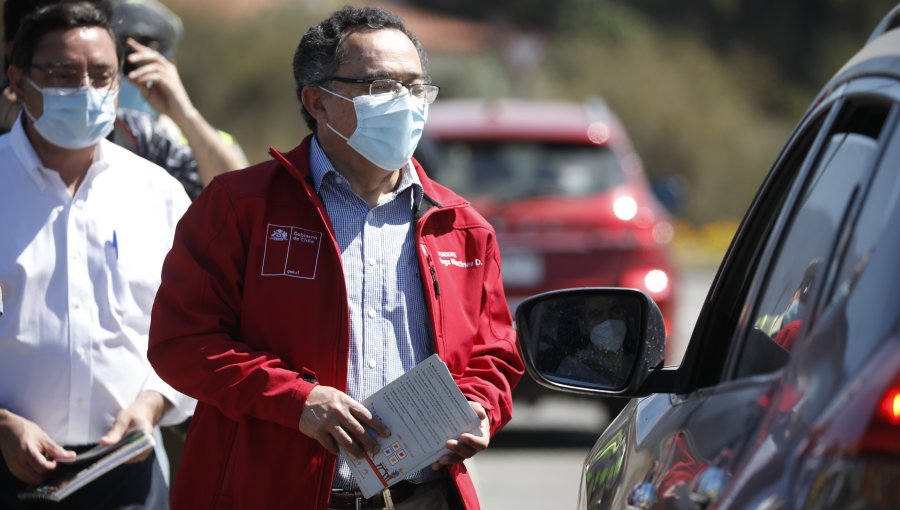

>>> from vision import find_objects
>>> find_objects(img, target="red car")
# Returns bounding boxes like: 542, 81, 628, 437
423, 98, 677, 353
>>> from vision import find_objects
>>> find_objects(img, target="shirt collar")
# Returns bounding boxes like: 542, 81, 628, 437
10, 113, 110, 194
309, 135, 423, 208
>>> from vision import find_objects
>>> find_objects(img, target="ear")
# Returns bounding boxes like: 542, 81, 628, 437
300, 86, 329, 126
7, 65, 26, 100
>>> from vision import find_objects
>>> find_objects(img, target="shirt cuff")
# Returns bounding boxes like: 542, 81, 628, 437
142, 370, 196, 427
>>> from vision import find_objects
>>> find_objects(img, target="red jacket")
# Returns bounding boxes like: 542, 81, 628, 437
148, 136, 523, 510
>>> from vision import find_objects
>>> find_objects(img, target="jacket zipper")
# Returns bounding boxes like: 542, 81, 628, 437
420, 243, 441, 297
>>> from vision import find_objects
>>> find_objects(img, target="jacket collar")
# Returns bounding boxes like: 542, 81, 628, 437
268, 134, 470, 212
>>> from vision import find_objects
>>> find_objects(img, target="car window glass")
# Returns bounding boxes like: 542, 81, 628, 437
821, 108, 900, 374
683, 111, 825, 389
434, 141, 625, 200
736, 101, 889, 379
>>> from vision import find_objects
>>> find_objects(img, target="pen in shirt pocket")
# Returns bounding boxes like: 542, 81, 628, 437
110, 230, 118, 260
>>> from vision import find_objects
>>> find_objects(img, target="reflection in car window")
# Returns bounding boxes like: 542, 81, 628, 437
433, 142, 625, 200
737, 101, 889, 379
822, 109, 900, 375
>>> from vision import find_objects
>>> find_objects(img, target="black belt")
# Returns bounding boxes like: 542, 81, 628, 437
328, 480, 420, 509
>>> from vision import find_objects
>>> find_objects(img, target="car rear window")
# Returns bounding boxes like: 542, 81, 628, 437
430, 141, 625, 200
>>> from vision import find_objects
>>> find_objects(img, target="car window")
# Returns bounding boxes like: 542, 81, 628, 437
433, 141, 625, 200
820, 107, 900, 375
735, 100, 890, 379
683, 111, 825, 389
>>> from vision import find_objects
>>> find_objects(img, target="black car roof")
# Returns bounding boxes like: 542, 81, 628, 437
818, 8, 900, 101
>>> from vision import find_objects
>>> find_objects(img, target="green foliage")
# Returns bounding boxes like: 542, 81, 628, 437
542, 30, 789, 222
175, 6, 319, 164
168, 1, 896, 222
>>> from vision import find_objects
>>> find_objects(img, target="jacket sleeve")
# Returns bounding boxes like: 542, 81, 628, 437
455, 235, 524, 437
148, 178, 313, 431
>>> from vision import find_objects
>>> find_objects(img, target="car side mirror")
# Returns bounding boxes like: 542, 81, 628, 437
515, 288, 666, 396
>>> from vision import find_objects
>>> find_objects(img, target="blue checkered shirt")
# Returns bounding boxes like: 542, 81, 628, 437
309, 137, 440, 489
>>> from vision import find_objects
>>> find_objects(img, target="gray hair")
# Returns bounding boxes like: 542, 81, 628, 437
292, 5, 428, 131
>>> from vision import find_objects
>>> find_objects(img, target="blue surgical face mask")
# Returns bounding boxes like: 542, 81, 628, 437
117, 79, 156, 118
23, 77, 118, 150
320, 87, 427, 171
590, 319, 627, 352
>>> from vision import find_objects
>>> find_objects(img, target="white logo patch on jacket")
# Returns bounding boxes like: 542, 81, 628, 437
261, 224, 322, 279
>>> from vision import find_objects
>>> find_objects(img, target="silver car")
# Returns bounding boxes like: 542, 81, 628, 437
517, 5, 900, 509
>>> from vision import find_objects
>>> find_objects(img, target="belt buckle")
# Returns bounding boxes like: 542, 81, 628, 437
355, 495, 362, 510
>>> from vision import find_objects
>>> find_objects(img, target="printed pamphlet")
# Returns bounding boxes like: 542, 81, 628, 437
344, 354, 482, 498
17, 429, 154, 502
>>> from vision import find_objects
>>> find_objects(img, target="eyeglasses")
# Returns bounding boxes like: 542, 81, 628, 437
30, 63, 118, 90
326, 77, 440, 104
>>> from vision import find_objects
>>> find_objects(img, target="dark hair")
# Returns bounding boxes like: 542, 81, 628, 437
292, 5, 428, 131
3, 0, 113, 70
9, 1, 121, 72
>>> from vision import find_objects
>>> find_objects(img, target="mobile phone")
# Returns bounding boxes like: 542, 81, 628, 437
123, 47, 137, 75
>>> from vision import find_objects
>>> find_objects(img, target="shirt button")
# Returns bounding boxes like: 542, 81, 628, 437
367, 257, 376, 266
367, 308, 376, 319
76, 397, 84, 407
76, 346, 86, 359
367, 359, 377, 369
72, 302, 81, 310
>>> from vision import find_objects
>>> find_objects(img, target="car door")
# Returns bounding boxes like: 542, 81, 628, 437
582, 85, 893, 509
719, 82, 900, 509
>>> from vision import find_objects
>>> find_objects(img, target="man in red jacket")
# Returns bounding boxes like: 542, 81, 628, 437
148, 5, 523, 510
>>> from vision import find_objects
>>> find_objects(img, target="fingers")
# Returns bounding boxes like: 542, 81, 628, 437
432, 402, 491, 468
298, 386, 390, 459
433, 432, 487, 468
355, 406, 390, 438
99, 415, 129, 446
42, 440, 76, 462
7, 441, 64, 485
0, 411, 74, 484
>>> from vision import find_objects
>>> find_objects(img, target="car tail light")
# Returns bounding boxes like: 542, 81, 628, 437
798, 369, 900, 510
857, 374, 900, 455
613, 196, 638, 221
620, 268, 670, 300
877, 384, 900, 425
644, 269, 669, 294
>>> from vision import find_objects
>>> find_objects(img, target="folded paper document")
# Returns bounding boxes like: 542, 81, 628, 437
18, 429, 154, 502
344, 354, 482, 498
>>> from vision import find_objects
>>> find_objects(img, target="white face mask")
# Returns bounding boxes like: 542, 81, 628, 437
320, 87, 427, 171
590, 319, 627, 352
23, 77, 118, 150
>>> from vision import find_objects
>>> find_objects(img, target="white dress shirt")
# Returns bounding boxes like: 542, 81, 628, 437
0, 117, 194, 446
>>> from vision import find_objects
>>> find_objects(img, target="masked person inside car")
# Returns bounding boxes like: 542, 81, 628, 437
147, 6, 524, 510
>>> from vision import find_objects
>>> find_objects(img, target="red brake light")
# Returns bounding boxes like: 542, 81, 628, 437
877, 387, 900, 425
857, 374, 900, 455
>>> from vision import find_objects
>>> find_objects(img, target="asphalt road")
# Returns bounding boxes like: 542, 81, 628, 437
469, 267, 717, 509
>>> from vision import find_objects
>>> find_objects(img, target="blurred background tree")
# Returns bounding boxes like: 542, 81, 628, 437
101, 0, 898, 223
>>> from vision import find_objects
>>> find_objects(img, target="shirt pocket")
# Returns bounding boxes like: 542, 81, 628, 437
100, 227, 165, 332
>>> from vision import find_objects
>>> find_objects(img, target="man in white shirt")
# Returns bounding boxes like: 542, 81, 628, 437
0, 4, 192, 508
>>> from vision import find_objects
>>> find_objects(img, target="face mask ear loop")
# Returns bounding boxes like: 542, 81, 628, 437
318, 86, 353, 103
319, 87, 355, 142
325, 122, 351, 142
21, 77, 43, 123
